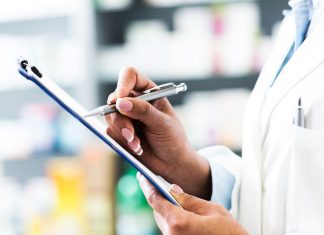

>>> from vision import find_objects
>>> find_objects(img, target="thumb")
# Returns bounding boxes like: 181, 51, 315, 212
170, 184, 214, 215
116, 97, 166, 127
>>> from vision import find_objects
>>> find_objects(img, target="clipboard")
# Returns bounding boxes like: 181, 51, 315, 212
17, 58, 180, 207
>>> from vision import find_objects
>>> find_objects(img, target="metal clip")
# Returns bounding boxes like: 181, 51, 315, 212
17, 57, 42, 78
143, 83, 175, 94
18, 57, 29, 72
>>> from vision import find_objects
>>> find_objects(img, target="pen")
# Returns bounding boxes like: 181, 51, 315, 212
293, 97, 305, 127
84, 82, 187, 117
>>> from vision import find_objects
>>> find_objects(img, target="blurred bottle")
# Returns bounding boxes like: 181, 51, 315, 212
116, 166, 157, 235
23, 178, 56, 235
81, 144, 116, 235
47, 158, 87, 235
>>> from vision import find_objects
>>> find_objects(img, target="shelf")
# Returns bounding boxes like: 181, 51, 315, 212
0, 85, 75, 118
0, 15, 70, 36
97, 0, 259, 13
3, 156, 52, 184
96, 6, 174, 44
2, 154, 79, 184
96, 0, 260, 45
98, 74, 258, 106
96, 0, 286, 45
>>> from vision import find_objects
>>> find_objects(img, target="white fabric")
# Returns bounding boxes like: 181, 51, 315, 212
199, 146, 241, 214
308, 0, 324, 34
200, 3, 324, 234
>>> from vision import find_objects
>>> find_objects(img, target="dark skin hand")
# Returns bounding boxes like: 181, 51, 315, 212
105, 66, 248, 234
105, 66, 211, 199
137, 172, 248, 235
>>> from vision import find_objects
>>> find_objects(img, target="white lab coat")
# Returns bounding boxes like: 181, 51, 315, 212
201, 7, 324, 235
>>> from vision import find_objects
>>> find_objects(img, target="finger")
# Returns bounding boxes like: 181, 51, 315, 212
116, 97, 167, 127
106, 112, 135, 141
127, 136, 143, 156
153, 211, 169, 235
137, 173, 180, 219
116, 67, 156, 98
170, 184, 215, 215
107, 91, 116, 105
105, 113, 134, 143
105, 112, 135, 143
106, 127, 129, 150
105, 114, 144, 156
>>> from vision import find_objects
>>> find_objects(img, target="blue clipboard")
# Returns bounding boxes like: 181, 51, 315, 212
18, 58, 180, 207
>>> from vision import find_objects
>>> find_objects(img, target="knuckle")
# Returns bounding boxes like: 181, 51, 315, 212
105, 115, 112, 123
139, 101, 153, 117
107, 91, 115, 99
106, 127, 119, 140
214, 203, 227, 213
110, 114, 131, 129
147, 190, 157, 205
181, 195, 195, 207
106, 127, 113, 136
110, 113, 121, 125
168, 216, 187, 232
119, 66, 136, 78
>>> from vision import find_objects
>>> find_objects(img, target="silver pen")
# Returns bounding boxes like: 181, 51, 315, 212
84, 82, 187, 117
293, 97, 305, 127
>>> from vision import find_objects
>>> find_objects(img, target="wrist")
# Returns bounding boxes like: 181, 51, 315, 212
166, 147, 212, 200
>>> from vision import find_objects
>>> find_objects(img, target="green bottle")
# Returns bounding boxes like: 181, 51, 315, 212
116, 165, 158, 235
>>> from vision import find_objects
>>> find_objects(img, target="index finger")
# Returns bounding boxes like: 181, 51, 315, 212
116, 66, 156, 99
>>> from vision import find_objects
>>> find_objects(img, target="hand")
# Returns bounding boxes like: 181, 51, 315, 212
137, 173, 248, 235
105, 67, 211, 198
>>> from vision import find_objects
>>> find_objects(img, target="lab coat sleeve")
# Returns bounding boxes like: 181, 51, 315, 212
198, 145, 242, 218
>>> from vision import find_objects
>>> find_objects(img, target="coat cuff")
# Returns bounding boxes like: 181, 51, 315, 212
198, 145, 242, 217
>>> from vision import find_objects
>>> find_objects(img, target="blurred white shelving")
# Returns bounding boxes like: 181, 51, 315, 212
0, 0, 98, 162
0, 16, 70, 36
0, 0, 97, 117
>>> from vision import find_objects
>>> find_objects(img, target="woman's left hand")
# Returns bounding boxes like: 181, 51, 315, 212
137, 173, 248, 235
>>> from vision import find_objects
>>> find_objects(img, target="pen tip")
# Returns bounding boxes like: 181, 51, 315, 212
298, 97, 302, 106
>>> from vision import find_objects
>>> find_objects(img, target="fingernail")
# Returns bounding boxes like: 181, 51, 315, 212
121, 128, 134, 142
116, 99, 133, 112
107, 92, 116, 104
171, 184, 184, 194
128, 140, 141, 153
137, 172, 144, 183
136, 172, 141, 181
137, 148, 143, 156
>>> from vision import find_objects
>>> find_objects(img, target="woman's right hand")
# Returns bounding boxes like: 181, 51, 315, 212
105, 67, 211, 199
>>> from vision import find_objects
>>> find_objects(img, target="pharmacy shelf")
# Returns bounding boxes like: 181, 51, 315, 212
0, 85, 75, 118
98, 74, 258, 106
96, 0, 286, 44
96, 0, 259, 44
0, 16, 70, 36
3, 157, 51, 184
97, 0, 259, 12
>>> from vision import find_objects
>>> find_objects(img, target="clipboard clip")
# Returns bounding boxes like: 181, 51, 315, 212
17, 57, 43, 78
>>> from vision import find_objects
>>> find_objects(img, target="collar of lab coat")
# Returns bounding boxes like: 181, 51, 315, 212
289, 0, 323, 9
312, 0, 323, 9
259, 9, 324, 145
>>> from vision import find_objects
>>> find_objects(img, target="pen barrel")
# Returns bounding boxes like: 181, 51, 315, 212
101, 105, 117, 115
294, 107, 305, 127
101, 87, 180, 115
297, 108, 305, 127
140, 87, 178, 102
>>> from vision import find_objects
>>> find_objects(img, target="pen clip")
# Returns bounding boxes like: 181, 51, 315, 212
143, 83, 175, 94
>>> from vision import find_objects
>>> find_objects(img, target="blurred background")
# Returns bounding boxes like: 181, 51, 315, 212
0, 0, 287, 234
